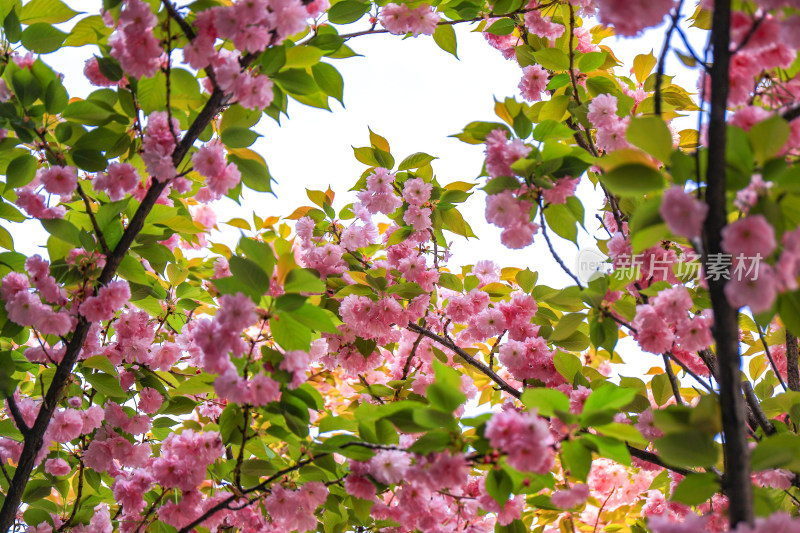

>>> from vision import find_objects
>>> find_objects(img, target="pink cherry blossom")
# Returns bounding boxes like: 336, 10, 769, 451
542, 176, 579, 205
485, 128, 530, 179
45, 458, 71, 476
594, 0, 675, 37
720, 214, 777, 258
380, 3, 440, 36
93, 162, 140, 201
660, 186, 708, 239
403, 178, 433, 206
38, 166, 77, 196
551, 483, 589, 508
518, 65, 549, 102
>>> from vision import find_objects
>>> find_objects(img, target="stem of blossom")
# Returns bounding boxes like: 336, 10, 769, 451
57, 460, 84, 532
76, 184, 110, 256
538, 201, 584, 289
741, 381, 775, 436
661, 353, 684, 405
703, 0, 753, 524
786, 333, 800, 392
655, 1, 684, 117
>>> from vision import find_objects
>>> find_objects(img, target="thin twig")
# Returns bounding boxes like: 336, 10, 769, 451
567, 5, 581, 106
538, 201, 584, 289
655, 1, 684, 116
76, 184, 110, 256
756, 323, 788, 392
407, 322, 522, 399
662, 353, 684, 405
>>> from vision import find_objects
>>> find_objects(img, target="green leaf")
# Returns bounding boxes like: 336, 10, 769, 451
601, 164, 664, 196
327, 1, 369, 24
581, 433, 631, 465
594, 422, 647, 446
533, 48, 569, 71
633, 51, 657, 84
671, 473, 719, 506
63, 15, 111, 47
85, 372, 127, 400
20, 0, 80, 24
272, 68, 318, 96
482, 176, 521, 195
407, 430, 452, 454
438, 272, 462, 292
220, 127, 260, 149
4, 9, 21, 43
578, 52, 606, 73
228, 256, 271, 297
289, 304, 339, 334
426, 359, 466, 413
21, 23, 67, 54
516, 269, 537, 292
312, 62, 344, 105
229, 154, 273, 193
11, 67, 41, 107
520, 388, 569, 417
486, 18, 515, 36
62, 100, 117, 126
81, 355, 117, 376
284, 268, 325, 293
0, 227, 13, 251
44, 80, 68, 114
626, 116, 673, 162
398, 152, 436, 171
582, 383, 637, 416
655, 431, 718, 468
41, 218, 81, 245
550, 313, 585, 341
751, 433, 800, 471
239, 237, 275, 276
433, 24, 457, 58
561, 439, 592, 481
749, 116, 791, 166
544, 203, 579, 244
486, 468, 513, 506
284, 45, 324, 69
70, 149, 107, 172
5, 154, 37, 191
270, 311, 312, 351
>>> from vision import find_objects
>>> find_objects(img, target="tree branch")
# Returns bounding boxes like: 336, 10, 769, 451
786, 333, 800, 392
75, 184, 110, 256
655, 1, 683, 116
742, 381, 775, 436
407, 322, 522, 399
662, 353, 684, 405
702, 0, 753, 524
538, 201, 584, 289
4, 397, 29, 437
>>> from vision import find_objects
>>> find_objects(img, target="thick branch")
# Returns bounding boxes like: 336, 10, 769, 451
0, 88, 230, 533
786, 333, 800, 392
702, 0, 753, 525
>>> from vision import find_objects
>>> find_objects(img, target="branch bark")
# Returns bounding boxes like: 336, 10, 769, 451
0, 85, 229, 533
702, 0, 753, 525
786, 333, 800, 392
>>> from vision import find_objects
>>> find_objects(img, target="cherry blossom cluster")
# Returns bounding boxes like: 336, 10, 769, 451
380, 3, 440, 36
108, 0, 163, 79
632, 286, 713, 359
14, 166, 77, 220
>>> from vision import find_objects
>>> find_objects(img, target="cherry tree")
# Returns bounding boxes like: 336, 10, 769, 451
0, 0, 797, 532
